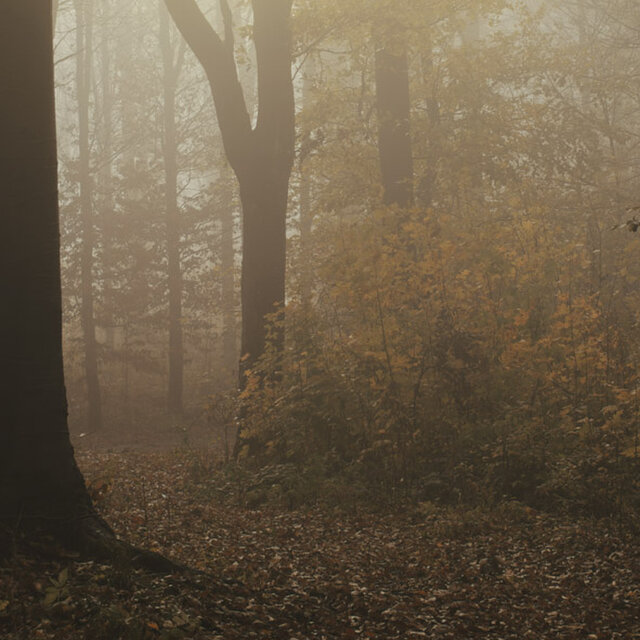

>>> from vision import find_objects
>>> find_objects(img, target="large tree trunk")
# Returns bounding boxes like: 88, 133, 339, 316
374, 26, 413, 209
0, 0, 94, 530
159, 3, 184, 414
0, 3, 179, 571
165, 0, 295, 385
238, 167, 288, 373
74, 0, 103, 431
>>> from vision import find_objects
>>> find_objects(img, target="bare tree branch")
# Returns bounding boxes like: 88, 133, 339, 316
164, 0, 252, 170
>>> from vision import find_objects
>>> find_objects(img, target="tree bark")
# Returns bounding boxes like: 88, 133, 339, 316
0, 3, 190, 573
159, 3, 184, 414
0, 0, 95, 530
74, 0, 103, 431
165, 0, 295, 384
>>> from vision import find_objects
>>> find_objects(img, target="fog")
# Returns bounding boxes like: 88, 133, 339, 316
3, 1, 640, 637
52, 0, 640, 459
51, 0, 640, 491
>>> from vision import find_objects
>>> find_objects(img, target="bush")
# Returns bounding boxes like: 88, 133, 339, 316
235, 205, 640, 522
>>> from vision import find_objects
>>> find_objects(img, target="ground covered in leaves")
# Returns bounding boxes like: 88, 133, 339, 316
1, 450, 639, 639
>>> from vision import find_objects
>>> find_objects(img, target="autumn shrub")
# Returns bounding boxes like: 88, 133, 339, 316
237, 203, 640, 520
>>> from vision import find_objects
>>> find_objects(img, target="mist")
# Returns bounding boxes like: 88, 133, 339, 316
2, 1, 640, 637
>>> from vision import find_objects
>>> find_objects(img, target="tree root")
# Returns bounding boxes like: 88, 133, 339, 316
1, 512, 190, 576
73, 514, 191, 574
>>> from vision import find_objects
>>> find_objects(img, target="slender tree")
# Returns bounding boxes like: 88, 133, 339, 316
98, 0, 115, 346
165, 0, 295, 383
298, 52, 317, 305
159, 2, 186, 414
218, 159, 238, 381
374, 19, 413, 208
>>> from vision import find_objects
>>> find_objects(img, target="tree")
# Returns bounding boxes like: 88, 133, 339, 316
165, 0, 295, 383
0, 1, 180, 571
74, 0, 103, 431
0, 0, 97, 535
374, 19, 413, 208
159, 2, 186, 414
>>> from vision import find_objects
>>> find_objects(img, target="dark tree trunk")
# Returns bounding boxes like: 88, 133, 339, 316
374, 30, 413, 208
0, 0, 94, 529
165, 0, 295, 385
238, 168, 288, 373
0, 3, 184, 572
74, 0, 103, 431
159, 4, 184, 414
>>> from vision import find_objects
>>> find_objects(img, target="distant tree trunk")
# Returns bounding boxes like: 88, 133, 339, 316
74, 0, 103, 431
159, 3, 185, 414
298, 52, 316, 305
165, 0, 295, 385
219, 161, 238, 382
0, 0, 95, 530
374, 25, 413, 208
98, 0, 116, 358
459, 7, 483, 198
417, 39, 440, 210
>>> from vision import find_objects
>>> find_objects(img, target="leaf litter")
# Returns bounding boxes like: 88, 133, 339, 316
1, 449, 639, 639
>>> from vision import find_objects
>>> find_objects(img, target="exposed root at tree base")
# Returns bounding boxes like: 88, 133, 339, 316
1, 513, 189, 576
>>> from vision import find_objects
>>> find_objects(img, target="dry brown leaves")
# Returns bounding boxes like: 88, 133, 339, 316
1, 450, 639, 639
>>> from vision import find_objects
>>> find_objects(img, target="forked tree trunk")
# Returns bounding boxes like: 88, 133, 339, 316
0, 0, 94, 529
165, 0, 295, 385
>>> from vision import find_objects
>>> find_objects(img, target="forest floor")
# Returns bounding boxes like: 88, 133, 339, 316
1, 448, 639, 640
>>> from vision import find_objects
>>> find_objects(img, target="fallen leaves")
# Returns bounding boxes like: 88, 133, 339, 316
1, 450, 640, 639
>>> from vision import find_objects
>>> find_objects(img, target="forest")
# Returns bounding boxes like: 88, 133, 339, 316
1, 0, 640, 638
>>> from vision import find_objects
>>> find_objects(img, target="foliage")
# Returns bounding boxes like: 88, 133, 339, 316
228, 0, 640, 519
240, 197, 640, 518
